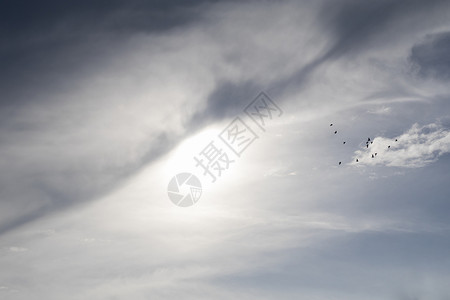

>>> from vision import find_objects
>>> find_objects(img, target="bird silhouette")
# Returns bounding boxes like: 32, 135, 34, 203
356, 159, 359, 162
372, 154, 374, 158
330, 124, 333, 126
375, 152, 377, 156
334, 131, 338, 134
343, 141, 346, 144
368, 138, 371, 141
366, 144, 369, 148
339, 162, 342, 165
395, 139, 398, 142
388, 145, 390, 148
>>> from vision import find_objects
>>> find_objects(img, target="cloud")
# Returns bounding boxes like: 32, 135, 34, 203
0, 0, 223, 108
1, 1, 450, 299
367, 106, 392, 115
1, 1, 247, 235
352, 122, 450, 167
1, 0, 449, 237
409, 31, 450, 80
0, 0, 326, 234
188, 80, 262, 131
1, 246, 28, 253
268, 0, 450, 99
0, 0, 218, 44
7, 247, 28, 253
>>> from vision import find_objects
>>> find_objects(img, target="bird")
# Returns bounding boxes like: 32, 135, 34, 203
372, 154, 374, 158
371, 141, 373, 144
368, 138, 371, 141
330, 124, 333, 126
395, 139, 398, 142
334, 131, 338, 134
356, 159, 359, 162
339, 162, 342, 165
375, 152, 377, 156
343, 141, 346, 144
388, 145, 390, 149
366, 144, 369, 148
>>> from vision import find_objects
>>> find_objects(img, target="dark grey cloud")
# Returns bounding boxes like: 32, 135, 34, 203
269, 0, 449, 98
0, 0, 221, 42
0, 0, 227, 235
187, 80, 262, 131
409, 31, 450, 80
319, 0, 448, 58
0, 0, 224, 107
0, 131, 175, 236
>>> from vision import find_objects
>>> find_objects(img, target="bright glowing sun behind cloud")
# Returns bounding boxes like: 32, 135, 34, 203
163, 125, 225, 193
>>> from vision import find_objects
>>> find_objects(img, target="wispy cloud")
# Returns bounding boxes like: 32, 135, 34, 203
367, 105, 392, 115
1, 0, 450, 299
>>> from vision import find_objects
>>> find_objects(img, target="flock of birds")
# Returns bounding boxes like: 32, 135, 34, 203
330, 123, 398, 166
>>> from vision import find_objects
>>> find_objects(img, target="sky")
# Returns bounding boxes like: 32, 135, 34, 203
1, 0, 450, 299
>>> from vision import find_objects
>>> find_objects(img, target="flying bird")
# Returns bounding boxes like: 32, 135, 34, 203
395, 139, 398, 142
366, 144, 369, 148
334, 131, 338, 134
372, 154, 374, 158
339, 162, 341, 165
388, 145, 390, 148
375, 152, 377, 156
368, 138, 371, 141
330, 124, 333, 126
343, 141, 346, 144
356, 159, 359, 162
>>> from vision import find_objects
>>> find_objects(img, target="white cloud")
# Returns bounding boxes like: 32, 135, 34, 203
368, 105, 392, 115
6, 246, 28, 253
352, 122, 450, 167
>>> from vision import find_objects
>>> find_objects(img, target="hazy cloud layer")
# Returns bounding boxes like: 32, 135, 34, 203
1, 0, 450, 299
